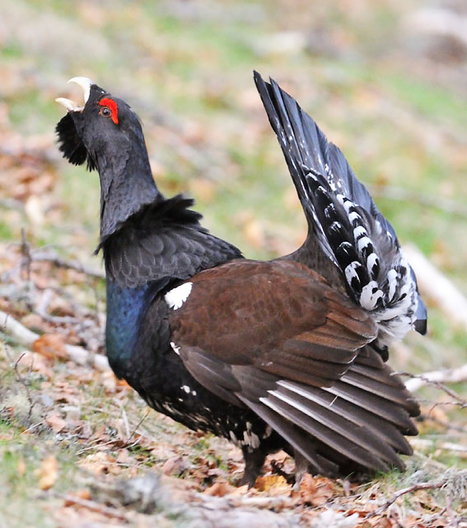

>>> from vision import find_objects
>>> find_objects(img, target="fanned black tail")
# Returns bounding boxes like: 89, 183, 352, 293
254, 71, 427, 347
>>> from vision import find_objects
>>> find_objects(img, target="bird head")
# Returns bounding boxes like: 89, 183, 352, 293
56, 77, 158, 243
55, 77, 146, 172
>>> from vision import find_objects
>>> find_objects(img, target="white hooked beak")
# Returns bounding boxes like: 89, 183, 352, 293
55, 77, 94, 112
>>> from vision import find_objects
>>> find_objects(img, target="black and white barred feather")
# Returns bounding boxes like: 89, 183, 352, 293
254, 72, 427, 348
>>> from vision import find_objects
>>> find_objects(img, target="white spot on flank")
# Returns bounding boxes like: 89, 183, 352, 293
181, 385, 192, 394
170, 342, 181, 355
165, 282, 193, 310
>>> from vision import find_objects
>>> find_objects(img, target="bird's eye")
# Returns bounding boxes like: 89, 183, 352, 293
100, 106, 112, 118
98, 98, 119, 124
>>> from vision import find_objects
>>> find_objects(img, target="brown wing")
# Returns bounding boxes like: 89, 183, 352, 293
167, 259, 418, 475
169, 259, 377, 387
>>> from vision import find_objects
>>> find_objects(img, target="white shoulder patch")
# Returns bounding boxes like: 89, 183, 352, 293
165, 282, 193, 310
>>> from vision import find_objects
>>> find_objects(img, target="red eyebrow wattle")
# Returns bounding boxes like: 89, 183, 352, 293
99, 98, 119, 124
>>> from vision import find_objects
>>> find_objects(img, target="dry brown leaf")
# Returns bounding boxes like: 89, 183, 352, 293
63, 488, 92, 507
255, 474, 291, 495
371, 517, 394, 528
20, 313, 46, 332
79, 451, 120, 476
46, 412, 68, 433
17, 351, 53, 377
162, 455, 188, 477
36, 455, 59, 490
17, 458, 26, 477
203, 481, 236, 497
32, 333, 67, 361
297, 474, 336, 506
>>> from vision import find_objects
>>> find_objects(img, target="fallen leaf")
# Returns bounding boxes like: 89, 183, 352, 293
36, 455, 59, 490
203, 481, 236, 497
17, 458, 26, 476
255, 474, 291, 495
372, 517, 393, 528
32, 334, 67, 361
162, 455, 188, 477
46, 412, 68, 433
298, 474, 336, 506
64, 488, 92, 507
228, 484, 250, 497
17, 351, 53, 377
79, 451, 120, 475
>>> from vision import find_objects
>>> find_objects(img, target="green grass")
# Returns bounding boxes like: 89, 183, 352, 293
377, 73, 467, 127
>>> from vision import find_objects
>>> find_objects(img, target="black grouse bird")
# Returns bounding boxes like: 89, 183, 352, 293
55, 73, 427, 486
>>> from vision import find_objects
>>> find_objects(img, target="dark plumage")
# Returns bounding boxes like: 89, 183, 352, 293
56, 73, 426, 486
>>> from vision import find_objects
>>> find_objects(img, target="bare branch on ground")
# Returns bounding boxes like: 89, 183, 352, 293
403, 365, 467, 393
0, 309, 110, 372
404, 244, 467, 329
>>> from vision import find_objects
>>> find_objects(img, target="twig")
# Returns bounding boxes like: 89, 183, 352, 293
0, 310, 110, 372
403, 366, 467, 392
56, 493, 129, 522
369, 469, 467, 518
3, 345, 35, 422
369, 481, 444, 518
20, 228, 32, 282
0, 310, 38, 346
411, 438, 467, 456
31, 251, 105, 279
34, 288, 80, 324
119, 401, 131, 441
199, 493, 294, 510
127, 410, 150, 446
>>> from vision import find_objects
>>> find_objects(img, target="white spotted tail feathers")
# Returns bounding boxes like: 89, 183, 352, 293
254, 72, 427, 349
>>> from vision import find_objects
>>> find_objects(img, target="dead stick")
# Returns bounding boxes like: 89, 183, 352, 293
403, 365, 467, 392
57, 493, 129, 521
0, 310, 110, 372
369, 481, 444, 518
31, 252, 105, 279
403, 245, 467, 329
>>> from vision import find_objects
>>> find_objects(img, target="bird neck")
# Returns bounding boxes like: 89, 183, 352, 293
97, 139, 159, 245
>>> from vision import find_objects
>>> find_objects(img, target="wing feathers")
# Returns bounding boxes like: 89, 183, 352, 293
178, 339, 418, 476
261, 389, 395, 471
237, 395, 339, 476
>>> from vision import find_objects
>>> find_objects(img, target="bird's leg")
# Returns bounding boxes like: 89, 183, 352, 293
292, 450, 309, 491
239, 447, 267, 487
